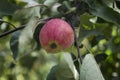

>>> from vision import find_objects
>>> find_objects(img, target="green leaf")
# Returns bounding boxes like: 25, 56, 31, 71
79, 13, 110, 42
65, 13, 80, 28
18, 18, 38, 55
80, 13, 95, 30
78, 24, 108, 42
13, 2, 40, 22
101, 0, 114, 8
10, 31, 21, 60
55, 53, 79, 80
44, 0, 58, 7
80, 54, 105, 80
0, 0, 20, 16
46, 65, 57, 80
47, 53, 79, 80
33, 22, 44, 50
84, 0, 120, 26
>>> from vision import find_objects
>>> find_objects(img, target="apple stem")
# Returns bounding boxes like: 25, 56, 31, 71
73, 27, 83, 64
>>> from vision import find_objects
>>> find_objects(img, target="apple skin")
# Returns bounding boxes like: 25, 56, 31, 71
39, 18, 74, 53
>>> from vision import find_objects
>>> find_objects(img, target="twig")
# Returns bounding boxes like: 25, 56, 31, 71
0, 25, 25, 38
0, 19, 16, 29
73, 27, 83, 64
65, 13, 83, 64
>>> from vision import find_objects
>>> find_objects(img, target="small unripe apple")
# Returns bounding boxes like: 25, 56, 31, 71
39, 18, 74, 53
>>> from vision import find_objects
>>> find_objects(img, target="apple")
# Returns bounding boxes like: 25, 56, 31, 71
39, 18, 74, 53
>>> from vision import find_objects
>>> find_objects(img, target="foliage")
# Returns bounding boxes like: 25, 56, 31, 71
0, 0, 120, 80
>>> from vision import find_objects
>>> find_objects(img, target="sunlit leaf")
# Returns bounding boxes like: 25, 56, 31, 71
55, 53, 79, 80
44, 0, 58, 7
101, 0, 114, 8
47, 53, 79, 80
80, 54, 105, 80
18, 18, 38, 55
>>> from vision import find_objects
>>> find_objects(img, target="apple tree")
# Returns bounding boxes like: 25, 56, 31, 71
0, 0, 120, 80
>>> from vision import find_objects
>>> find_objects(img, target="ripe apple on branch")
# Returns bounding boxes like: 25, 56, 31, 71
39, 18, 74, 53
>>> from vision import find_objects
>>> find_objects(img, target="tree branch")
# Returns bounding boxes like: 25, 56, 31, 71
73, 27, 83, 64
0, 25, 25, 38
65, 13, 83, 64
0, 19, 16, 29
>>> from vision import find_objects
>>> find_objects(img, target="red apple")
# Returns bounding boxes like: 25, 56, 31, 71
39, 18, 74, 53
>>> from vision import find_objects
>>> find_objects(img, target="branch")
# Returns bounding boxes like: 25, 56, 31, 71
73, 27, 83, 64
0, 19, 16, 29
0, 17, 52, 38
0, 25, 25, 38
65, 13, 83, 64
